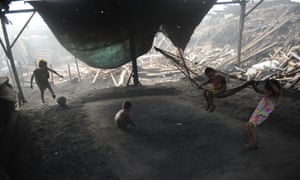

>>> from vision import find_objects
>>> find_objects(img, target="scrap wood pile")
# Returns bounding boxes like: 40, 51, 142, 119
217, 45, 300, 91
187, 4, 300, 69
172, 2, 300, 91
270, 46, 300, 91
74, 56, 181, 86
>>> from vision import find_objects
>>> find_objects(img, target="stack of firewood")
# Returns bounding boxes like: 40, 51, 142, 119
273, 46, 300, 90
223, 46, 300, 91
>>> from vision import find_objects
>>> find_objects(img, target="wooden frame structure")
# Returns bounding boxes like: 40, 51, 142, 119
0, 8, 35, 104
0, 0, 265, 105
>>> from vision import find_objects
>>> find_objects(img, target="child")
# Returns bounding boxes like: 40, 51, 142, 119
30, 59, 63, 103
200, 67, 227, 113
245, 79, 281, 150
114, 101, 135, 129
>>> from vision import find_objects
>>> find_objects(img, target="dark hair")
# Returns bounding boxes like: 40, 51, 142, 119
205, 67, 215, 75
38, 59, 47, 68
265, 79, 281, 97
122, 101, 132, 109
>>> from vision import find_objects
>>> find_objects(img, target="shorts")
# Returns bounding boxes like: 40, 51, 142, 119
248, 113, 269, 127
248, 96, 276, 127
207, 88, 224, 96
116, 119, 130, 129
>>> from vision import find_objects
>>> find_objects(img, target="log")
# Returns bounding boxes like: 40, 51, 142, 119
217, 17, 291, 69
285, 67, 300, 76
288, 51, 300, 61
284, 74, 300, 89
110, 69, 128, 87
92, 69, 100, 84
240, 42, 278, 65
279, 56, 292, 68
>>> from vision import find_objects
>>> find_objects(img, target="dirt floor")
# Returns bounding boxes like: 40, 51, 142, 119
6, 78, 300, 180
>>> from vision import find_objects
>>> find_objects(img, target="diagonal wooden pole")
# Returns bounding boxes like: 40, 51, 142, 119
237, 0, 246, 66
1, 13, 26, 103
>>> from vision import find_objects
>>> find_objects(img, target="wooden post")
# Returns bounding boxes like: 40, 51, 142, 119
49, 64, 54, 86
129, 32, 140, 85
237, 0, 246, 66
68, 64, 72, 81
74, 57, 81, 81
5, 59, 15, 86
0, 13, 26, 103
19, 63, 24, 87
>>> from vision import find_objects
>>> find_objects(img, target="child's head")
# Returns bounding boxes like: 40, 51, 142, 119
265, 79, 281, 97
122, 101, 132, 111
204, 67, 216, 77
38, 59, 47, 68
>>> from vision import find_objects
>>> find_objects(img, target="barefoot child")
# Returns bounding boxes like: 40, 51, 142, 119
114, 101, 135, 129
200, 67, 227, 113
30, 59, 63, 103
245, 79, 281, 149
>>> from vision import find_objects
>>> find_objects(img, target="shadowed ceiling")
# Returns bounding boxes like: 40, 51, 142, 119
10, 0, 216, 68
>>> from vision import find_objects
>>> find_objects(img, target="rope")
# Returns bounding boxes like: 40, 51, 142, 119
214, 82, 252, 98
154, 47, 273, 83
154, 47, 283, 99
154, 47, 202, 89
154, 46, 259, 98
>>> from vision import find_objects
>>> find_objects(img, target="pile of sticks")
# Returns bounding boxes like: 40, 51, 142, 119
273, 46, 300, 90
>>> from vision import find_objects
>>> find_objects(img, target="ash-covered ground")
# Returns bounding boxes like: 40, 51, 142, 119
6, 77, 300, 180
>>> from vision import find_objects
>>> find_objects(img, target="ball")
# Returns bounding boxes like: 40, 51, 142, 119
56, 96, 67, 106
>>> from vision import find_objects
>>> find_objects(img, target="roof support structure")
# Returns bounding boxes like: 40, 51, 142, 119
215, 1, 241, 5
237, 0, 247, 66
10, 11, 35, 49
245, 0, 264, 17
129, 34, 140, 86
215, 0, 265, 67
0, 10, 35, 105
236, 0, 264, 66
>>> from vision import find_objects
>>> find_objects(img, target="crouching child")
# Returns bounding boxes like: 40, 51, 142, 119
114, 101, 135, 129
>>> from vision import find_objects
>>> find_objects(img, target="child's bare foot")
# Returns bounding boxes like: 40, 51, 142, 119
245, 143, 260, 150
206, 104, 210, 111
208, 105, 216, 113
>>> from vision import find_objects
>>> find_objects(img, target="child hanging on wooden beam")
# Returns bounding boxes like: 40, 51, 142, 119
245, 79, 282, 150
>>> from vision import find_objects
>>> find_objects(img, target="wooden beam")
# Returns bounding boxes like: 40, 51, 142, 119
10, 12, 35, 49
237, 0, 247, 66
215, 1, 241, 5
245, 0, 264, 17
0, 14, 26, 103
4, 9, 35, 14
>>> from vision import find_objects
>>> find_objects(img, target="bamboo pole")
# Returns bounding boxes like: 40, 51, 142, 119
74, 57, 81, 81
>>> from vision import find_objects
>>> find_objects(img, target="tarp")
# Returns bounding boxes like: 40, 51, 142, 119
29, 0, 216, 68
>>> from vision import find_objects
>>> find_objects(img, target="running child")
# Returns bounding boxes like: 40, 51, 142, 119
30, 59, 63, 103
